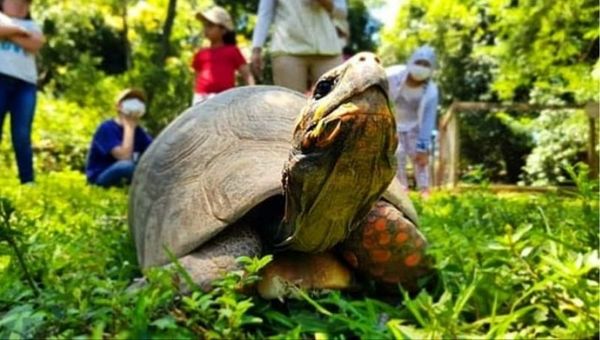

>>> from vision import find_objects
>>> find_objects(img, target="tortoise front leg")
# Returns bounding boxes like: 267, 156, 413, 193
178, 222, 262, 291
257, 251, 353, 299
340, 200, 434, 292
256, 201, 434, 299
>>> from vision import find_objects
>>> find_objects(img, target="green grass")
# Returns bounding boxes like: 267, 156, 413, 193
0, 166, 598, 339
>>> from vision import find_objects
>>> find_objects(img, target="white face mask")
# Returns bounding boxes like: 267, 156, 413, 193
120, 98, 146, 118
408, 64, 432, 81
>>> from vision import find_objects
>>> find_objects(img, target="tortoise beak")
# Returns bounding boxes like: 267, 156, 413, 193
300, 85, 392, 153
306, 53, 392, 127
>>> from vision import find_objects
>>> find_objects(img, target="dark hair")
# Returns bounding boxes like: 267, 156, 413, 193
223, 30, 236, 45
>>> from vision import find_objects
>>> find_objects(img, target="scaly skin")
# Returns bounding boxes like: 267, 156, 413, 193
259, 200, 433, 297
278, 52, 398, 253
341, 201, 433, 292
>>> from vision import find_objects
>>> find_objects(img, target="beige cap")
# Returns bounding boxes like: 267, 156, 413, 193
196, 6, 234, 31
116, 88, 146, 104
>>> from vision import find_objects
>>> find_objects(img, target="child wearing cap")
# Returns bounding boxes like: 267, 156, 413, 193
85, 89, 153, 187
192, 6, 254, 105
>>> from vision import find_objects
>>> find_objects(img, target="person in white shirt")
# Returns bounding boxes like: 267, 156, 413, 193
386, 46, 439, 198
0, 0, 45, 184
250, 0, 347, 94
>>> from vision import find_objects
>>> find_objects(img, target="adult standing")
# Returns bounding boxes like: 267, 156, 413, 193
251, 0, 347, 94
0, 0, 45, 184
386, 46, 439, 198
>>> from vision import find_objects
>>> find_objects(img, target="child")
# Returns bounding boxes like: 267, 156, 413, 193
0, 0, 45, 184
192, 6, 254, 105
85, 89, 153, 188
386, 46, 439, 198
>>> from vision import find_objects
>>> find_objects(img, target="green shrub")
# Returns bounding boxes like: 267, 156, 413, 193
0, 167, 597, 338
522, 109, 589, 185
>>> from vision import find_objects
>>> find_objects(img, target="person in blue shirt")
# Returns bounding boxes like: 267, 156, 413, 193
386, 46, 439, 198
85, 89, 152, 187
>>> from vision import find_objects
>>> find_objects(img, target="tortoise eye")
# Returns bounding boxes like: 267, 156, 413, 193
313, 79, 334, 100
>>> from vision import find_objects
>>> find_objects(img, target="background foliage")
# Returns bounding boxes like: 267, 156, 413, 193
2, 0, 595, 184
379, 0, 599, 185
0, 165, 597, 338
1, 0, 379, 173
0, 1, 598, 337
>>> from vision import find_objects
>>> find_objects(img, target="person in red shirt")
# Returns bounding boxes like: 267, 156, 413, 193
192, 6, 254, 105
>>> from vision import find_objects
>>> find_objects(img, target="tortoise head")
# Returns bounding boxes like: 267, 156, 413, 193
277, 52, 398, 252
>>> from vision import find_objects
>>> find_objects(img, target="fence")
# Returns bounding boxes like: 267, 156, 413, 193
434, 101, 599, 188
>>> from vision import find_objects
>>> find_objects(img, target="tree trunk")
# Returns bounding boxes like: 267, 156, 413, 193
122, 1, 132, 69
158, 0, 178, 66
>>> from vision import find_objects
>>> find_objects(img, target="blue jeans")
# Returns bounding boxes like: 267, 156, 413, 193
0, 74, 37, 184
95, 160, 135, 188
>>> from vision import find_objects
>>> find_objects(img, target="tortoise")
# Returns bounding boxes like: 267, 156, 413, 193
129, 53, 433, 298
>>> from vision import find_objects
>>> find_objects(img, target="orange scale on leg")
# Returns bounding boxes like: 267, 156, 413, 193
394, 232, 409, 245
404, 253, 422, 267
373, 218, 387, 231
362, 237, 377, 250
378, 231, 391, 245
370, 249, 392, 263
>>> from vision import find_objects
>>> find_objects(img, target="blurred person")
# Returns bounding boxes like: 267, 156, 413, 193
0, 0, 45, 184
85, 89, 152, 188
192, 6, 254, 105
333, 16, 351, 60
251, 0, 347, 93
386, 46, 439, 198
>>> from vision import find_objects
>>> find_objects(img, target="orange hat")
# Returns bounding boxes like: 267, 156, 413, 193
195, 6, 234, 31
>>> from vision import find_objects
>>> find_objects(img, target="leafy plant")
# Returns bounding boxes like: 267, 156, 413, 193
379, 0, 598, 185
0, 198, 38, 296
4, 167, 596, 338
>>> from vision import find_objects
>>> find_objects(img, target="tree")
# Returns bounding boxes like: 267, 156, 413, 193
486, 0, 599, 104
378, 0, 599, 184
157, 0, 178, 67
346, 0, 379, 53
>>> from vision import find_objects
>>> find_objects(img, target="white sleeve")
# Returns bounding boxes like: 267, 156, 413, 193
332, 0, 348, 20
385, 65, 405, 99
252, 0, 276, 49
25, 20, 42, 34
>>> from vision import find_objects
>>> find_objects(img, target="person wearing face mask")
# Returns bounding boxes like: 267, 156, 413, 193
386, 46, 439, 198
85, 89, 153, 188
